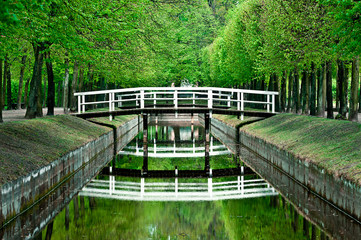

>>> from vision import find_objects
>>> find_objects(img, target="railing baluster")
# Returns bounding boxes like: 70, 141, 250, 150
82, 95, 85, 113
108, 92, 112, 111
140, 90, 144, 108
78, 95, 81, 114
193, 93, 195, 107
153, 93, 156, 108
175, 90, 178, 108
267, 94, 270, 112
241, 92, 244, 120
112, 93, 115, 111
272, 94, 275, 113
237, 92, 240, 111
208, 90, 212, 108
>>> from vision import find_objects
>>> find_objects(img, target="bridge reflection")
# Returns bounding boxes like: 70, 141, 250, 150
80, 176, 278, 201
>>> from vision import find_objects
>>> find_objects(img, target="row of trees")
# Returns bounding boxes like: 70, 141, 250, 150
0, 0, 236, 121
201, 0, 361, 121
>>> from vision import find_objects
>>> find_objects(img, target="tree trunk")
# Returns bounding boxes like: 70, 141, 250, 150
273, 74, 280, 112
336, 69, 340, 111
344, 64, 349, 109
317, 64, 325, 117
6, 60, 11, 110
301, 69, 308, 114
78, 66, 84, 92
292, 67, 300, 113
17, 54, 27, 109
70, 61, 79, 111
45, 52, 55, 115
337, 60, 347, 117
57, 81, 62, 107
349, 56, 359, 121
287, 71, 293, 112
87, 64, 95, 110
2, 56, 7, 107
24, 77, 30, 109
326, 61, 333, 119
25, 42, 46, 119
281, 71, 287, 112
63, 55, 70, 114
42, 70, 47, 107
0, 60, 2, 122
323, 63, 327, 114
310, 62, 316, 116
359, 71, 361, 112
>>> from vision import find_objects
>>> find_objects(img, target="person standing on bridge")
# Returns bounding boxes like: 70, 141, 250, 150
171, 82, 175, 87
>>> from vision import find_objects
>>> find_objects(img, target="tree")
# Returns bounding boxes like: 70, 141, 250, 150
349, 56, 359, 121
25, 42, 47, 118
0, 60, 2, 122
17, 52, 27, 109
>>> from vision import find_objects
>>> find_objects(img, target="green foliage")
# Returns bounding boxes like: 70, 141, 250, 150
318, 0, 361, 57
2, 0, 235, 93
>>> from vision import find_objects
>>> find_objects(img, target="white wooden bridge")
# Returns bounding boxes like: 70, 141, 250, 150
79, 175, 278, 201
74, 87, 278, 120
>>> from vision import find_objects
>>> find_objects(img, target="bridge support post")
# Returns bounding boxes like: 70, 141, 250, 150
142, 113, 148, 175
205, 112, 210, 174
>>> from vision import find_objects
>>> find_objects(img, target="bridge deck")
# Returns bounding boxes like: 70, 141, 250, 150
73, 107, 277, 119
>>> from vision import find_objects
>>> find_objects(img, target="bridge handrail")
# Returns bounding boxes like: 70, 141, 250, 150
74, 87, 279, 96
74, 87, 279, 119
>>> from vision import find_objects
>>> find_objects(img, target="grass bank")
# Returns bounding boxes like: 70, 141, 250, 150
212, 114, 265, 128
224, 114, 361, 184
0, 115, 136, 186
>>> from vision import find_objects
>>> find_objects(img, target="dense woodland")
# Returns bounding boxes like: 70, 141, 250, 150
0, 0, 361, 121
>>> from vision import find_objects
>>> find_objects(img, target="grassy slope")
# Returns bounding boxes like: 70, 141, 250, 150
88, 115, 137, 127
0, 115, 114, 186
239, 114, 361, 184
213, 114, 264, 128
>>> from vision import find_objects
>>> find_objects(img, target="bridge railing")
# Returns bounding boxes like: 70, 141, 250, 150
80, 175, 278, 201
74, 87, 278, 115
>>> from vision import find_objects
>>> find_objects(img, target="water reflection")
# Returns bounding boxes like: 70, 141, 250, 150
0, 116, 335, 240
80, 176, 277, 201
38, 194, 319, 240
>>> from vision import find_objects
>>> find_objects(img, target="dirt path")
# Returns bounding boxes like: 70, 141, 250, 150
2, 108, 65, 122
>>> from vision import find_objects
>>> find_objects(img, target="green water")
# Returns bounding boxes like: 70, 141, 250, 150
46, 195, 310, 240
39, 124, 321, 239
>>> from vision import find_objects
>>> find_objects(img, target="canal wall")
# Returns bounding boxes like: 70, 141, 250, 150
199, 114, 361, 221
0, 116, 141, 228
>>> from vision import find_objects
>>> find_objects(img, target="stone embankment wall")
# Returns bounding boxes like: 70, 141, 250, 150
200, 114, 361, 220
0, 116, 140, 227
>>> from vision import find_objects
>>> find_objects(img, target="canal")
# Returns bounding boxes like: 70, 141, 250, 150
1, 115, 360, 239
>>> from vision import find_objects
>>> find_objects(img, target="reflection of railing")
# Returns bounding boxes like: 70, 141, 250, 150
80, 176, 278, 201
74, 87, 279, 120
120, 137, 230, 158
